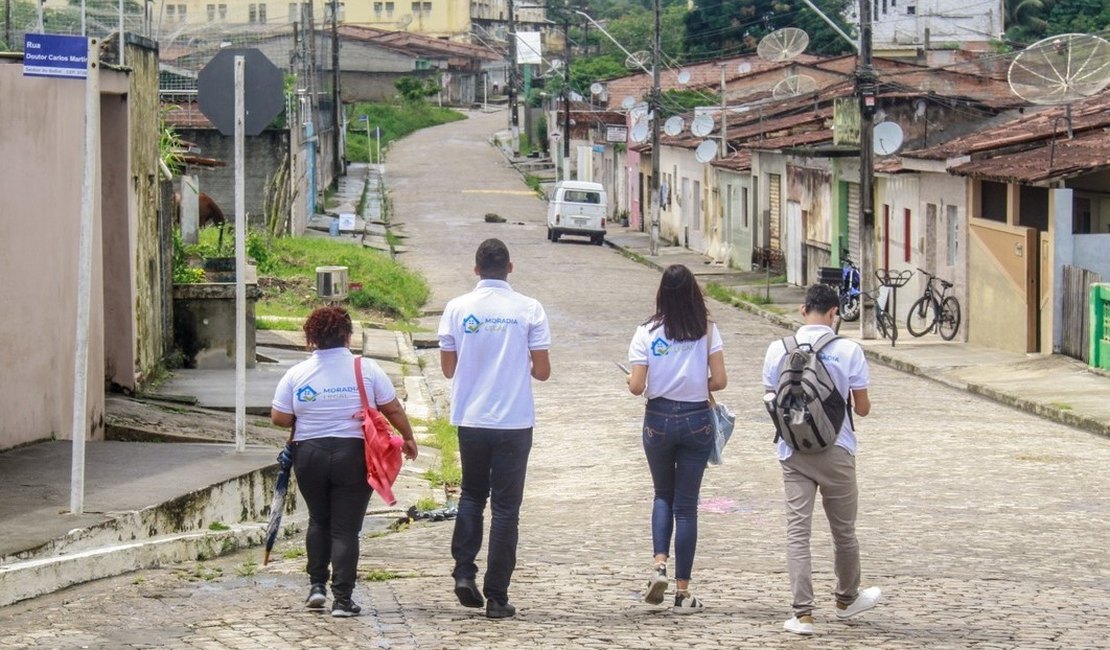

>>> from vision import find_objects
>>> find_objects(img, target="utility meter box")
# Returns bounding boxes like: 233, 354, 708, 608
316, 266, 349, 301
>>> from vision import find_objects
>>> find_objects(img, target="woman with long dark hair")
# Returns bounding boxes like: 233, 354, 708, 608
271, 307, 418, 617
627, 264, 727, 614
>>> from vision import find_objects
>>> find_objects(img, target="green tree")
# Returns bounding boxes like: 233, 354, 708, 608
1045, 0, 1110, 35
1004, 0, 1053, 43
394, 75, 439, 102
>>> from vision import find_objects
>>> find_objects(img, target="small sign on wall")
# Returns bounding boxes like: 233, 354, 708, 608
23, 34, 89, 79
339, 213, 357, 231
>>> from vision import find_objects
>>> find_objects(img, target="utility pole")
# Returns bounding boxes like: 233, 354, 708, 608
562, 8, 571, 182
5, 0, 12, 51
857, 0, 877, 338
720, 63, 728, 156
508, 0, 520, 155
331, 0, 341, 178
648, 0, 661, 255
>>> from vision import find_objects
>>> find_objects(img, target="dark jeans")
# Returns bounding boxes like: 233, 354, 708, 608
642, 397, 713, 581
293, 437, 372, 601
451, 426, 533, 605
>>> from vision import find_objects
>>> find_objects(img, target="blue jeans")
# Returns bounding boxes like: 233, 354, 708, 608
642, 397, 713, 581
451, 426, 533, 605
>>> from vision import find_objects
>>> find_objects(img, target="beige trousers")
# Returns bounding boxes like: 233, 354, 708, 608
781, 445, 860, 617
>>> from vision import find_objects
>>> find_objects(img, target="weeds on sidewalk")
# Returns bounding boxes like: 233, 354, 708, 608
706, 283, 774, 306
415, 418, 461, 488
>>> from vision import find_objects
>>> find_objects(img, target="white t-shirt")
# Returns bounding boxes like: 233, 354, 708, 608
628, 321, 723, 403
438, 279, 551, 429
272, 347, 397, 441
762, 324, 869, 460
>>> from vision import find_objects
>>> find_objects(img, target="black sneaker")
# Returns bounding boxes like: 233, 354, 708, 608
331, 598, 362, 618
305, 583, 327, 609
485, 600, 516, 619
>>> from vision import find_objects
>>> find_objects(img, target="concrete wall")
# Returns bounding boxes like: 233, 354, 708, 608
0, 63, 111, 449
179, 128, 291, 227
172, 284, 260, 370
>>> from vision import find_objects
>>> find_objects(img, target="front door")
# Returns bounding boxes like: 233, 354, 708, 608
785, 200, 803, 285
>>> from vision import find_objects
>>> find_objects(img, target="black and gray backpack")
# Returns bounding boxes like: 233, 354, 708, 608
765, 333, 849, 453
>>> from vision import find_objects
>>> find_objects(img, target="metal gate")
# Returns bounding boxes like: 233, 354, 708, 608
1062, 265, 1102, 362
846, 182, 860, 264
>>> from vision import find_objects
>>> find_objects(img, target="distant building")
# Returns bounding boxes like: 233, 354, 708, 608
844, 0, 1005, 56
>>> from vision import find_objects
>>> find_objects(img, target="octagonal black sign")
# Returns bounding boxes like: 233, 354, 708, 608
197, 48, 284, 137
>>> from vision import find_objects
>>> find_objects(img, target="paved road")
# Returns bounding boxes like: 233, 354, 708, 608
2, 110, 1108, 649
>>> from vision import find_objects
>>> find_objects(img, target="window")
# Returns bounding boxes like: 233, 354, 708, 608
564, 190, 600, 204
259, 2, 267, 22
882, 0, 888, 14
946, 205, 958, 265
412, 1, 420, 14
208, 3, 216, 21
385, 1, 394, 17
741, 187, 749, 229
423, 1, 431, 11
374, 1, 383, 13
178, 4, 186, 21
907, 5, 916, 14
249, 3, 257, 22
166, 4, 175, 18
289, 2, 297, 20
219, 4, 227, 19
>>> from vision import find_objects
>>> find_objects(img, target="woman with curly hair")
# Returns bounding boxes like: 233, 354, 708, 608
271, 307, 418, 617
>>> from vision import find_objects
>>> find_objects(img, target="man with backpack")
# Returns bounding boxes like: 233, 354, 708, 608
762, 283, 881, 635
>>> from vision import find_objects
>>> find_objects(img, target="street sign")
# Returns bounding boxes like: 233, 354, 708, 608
198, 48, 284, 136
23, 34, 88, 79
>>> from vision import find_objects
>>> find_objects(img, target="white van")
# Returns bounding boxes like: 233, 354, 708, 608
546, 181, 607, 245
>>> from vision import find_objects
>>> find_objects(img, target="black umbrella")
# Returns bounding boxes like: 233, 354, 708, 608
262, 440, 294, 566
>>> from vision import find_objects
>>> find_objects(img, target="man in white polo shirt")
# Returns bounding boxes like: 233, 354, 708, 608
438, 238, 551, 619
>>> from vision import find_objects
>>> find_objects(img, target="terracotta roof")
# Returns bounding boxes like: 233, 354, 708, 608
601, 53, 821, 108
748, 128, 836, 150
162, 101, 215, 129
906, 91, 1110, 160
338, 25, 500, 62
949, 128, 1110, 184
710, 150, 752, 172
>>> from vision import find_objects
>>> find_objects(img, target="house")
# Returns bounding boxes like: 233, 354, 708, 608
0, 38, 165, 451
901, 91, 1110, 356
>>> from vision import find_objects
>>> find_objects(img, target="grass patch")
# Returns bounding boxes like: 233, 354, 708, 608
282, 547, 306, 560
365, 569, 403, 582
256, 317, 303, 331
345, 102, 466, 164
190, 228, 429, 320
414, 496, 440, 512
523, 173, 544, 198
1049, 402, 1073, 411
416, 417, 461, 488
235, 560, 258, 577
208, 521, 230, 531
706, 282, 774, 306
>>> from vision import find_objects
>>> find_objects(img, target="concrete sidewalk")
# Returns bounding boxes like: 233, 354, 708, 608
605, 226, 1110, 440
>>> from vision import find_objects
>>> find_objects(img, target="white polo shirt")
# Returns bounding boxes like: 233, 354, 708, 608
438, 279, 551, 429
628, 322, 723, 403
761, 324, 869, 460
272, 347, 397, 441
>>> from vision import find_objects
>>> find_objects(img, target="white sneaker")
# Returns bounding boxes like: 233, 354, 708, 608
643, 564, 668, 605
784, 615, 815, 635
836, 586, 882, 619
672, 591, 704, 614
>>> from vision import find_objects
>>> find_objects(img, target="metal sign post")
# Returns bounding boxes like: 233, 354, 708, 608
234, 56, 247, 453
70, 39, 100, 515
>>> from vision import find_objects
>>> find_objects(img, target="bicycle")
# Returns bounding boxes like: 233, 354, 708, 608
906, 268, 961, 340
837, 252, 862, 322
835, 285, 897, 342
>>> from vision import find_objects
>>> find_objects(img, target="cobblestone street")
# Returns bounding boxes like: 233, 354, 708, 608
1, 110, 1108, 649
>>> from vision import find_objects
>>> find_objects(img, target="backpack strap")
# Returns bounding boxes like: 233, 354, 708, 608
809, 331, 841, 354
782, 336, 800, 354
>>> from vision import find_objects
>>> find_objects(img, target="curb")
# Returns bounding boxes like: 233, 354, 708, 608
604, 239, 1110, 441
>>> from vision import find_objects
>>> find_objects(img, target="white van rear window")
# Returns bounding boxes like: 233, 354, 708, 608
564, 190, 601, 204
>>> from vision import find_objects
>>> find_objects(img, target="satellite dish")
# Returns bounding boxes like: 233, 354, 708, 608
695, 140, 718, 163
738, 61, 753, 74
396, 14, 413, 29
630, 122, 649, 143
625, 50, 652, 71
690, 114, 714, 137
873, 121, 905, 156
677, 69, 692, 85
664, 116, 685, 136
771, 74, 818, 99
757, 27, 810, 63
1007, 33, 1110, 105
590, 82, 604, 96
620, 96, 636, 110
